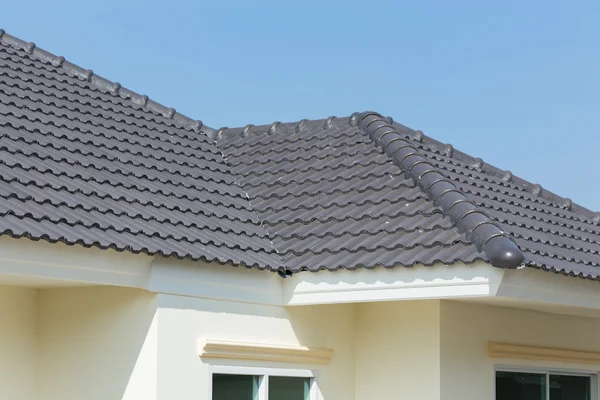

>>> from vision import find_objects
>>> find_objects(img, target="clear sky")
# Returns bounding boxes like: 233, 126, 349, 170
3, 0, 599, 210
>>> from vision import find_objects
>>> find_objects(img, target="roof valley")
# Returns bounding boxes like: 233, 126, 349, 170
210, 130, 289, 276
0, 28, 283, 269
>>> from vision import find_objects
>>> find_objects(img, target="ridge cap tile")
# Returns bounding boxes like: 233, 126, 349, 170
389, 119, 598, 221
211, 112, 599, 280
0, 29, 212, 136
1, 28, 598, 280
357, 111, 525, 269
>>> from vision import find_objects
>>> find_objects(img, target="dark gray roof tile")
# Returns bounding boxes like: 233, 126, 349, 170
1, 29, 598, 281
284, 242, 485, 272
0, 30, 280, 269
218, 112, 600, 278
218, 116, 481, 273
266, 211, 451, 239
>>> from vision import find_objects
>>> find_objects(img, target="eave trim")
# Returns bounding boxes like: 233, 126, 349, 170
200, 340, 334, 365
488, 341, 600, 365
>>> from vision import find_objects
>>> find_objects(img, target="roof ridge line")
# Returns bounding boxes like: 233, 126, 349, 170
387, 120, 598, 221
355, 111, 525, 269
0, 29, 214, 136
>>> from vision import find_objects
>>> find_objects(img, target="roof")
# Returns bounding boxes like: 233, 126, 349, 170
0, 29, 280, 268
216, 116, 600, 279
1, 29, 599, 280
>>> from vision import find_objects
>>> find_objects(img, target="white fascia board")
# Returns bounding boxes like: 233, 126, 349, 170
4, 236, 599, 312
0, 237, 505, 306
283, 262, 505, 306
148, 258, 283, 306
497, 268, 600, 311
0, 236, 151, 287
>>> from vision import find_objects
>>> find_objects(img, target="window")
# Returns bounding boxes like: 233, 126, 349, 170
213, 374, 260, 400
496, 370, 595, 400
268, 376, 311, 400
210, 367, 315, 400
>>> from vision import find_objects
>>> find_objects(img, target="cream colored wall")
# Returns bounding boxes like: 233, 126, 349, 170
440, 300, 600, 400
353, 299, 600, 400
0, 286, 37, 400
155, 295, 356, 400
37, 286, 157, 400
6, 277, 600, 400
354, 300, 441, 400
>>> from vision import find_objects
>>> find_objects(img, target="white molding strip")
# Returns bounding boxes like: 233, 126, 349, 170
200, 340, 334, 365
148, 259, 283, 306
0, 236, 151, 287
3, 237, 600, 316
497, 268, 600, 312
488, 342, 600, 365
283, 262, 504, 305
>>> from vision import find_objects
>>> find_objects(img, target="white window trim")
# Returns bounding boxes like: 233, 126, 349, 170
208, 364, 321, 400
495, 365, 600, 400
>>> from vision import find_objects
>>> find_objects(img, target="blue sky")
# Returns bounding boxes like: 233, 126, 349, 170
3, 0, 599, 210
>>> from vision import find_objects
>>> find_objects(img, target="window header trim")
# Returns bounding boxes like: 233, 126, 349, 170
489, 341, 600, 365
200, 340, 334, 365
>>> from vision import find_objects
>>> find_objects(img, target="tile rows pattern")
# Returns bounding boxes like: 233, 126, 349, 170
218, 121, 484, 272
386, 121, 600, 278
217, 116, 600, 278
0, 36, 281, 269
1, 29, 599, 279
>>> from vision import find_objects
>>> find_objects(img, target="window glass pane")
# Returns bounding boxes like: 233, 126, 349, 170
496, 371, 546, 400
550, 375, 591, 400
269, 376, 310, 400
213, 374, 259, 400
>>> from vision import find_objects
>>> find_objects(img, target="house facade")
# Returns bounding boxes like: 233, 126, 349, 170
0, 29, 599, 400
3, 239, 600, 400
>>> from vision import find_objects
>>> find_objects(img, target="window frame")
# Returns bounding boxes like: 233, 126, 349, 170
495, 365, 600, 400
208, 365, 320, 400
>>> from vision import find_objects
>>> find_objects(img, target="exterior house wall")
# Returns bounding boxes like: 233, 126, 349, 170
0, 286, 37, 400
354, 300, 441, 400
155, 295, 356, 400
4, 275, 600, 400
37, 286, 157, 400
440, 300, 600, 400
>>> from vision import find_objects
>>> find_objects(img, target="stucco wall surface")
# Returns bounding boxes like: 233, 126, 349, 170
3, 282, 600, 400
353, 299, 600, 400
156, 295, 356, 400
354, 300, 442, 400
0, 286, 37, 400
440, 300, 600, 400
37, 286, 158, 400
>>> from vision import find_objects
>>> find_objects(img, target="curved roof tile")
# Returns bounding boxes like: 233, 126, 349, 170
1, 28, 599, 280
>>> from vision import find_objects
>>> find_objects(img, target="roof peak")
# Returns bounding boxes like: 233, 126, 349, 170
382, 119, 599, 222
217, 112, 598, 223
358, 111, 525, 269
0, 28, 214, 136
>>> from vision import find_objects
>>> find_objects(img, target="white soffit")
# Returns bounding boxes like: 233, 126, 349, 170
0, 236, 151, 288
496, 268, 600, 312
148, 258, 283, 306
2, 236, 600, 313
283, 262, 505, 306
